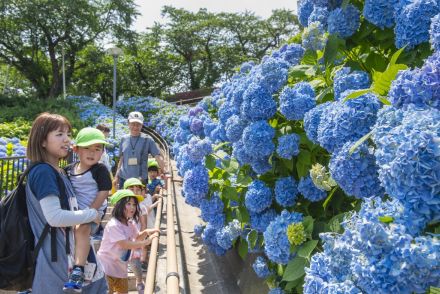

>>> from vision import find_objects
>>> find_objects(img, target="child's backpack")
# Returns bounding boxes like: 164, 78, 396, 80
0, 162, 67, 290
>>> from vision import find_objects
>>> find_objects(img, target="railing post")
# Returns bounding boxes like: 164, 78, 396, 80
166, 174, 179, 294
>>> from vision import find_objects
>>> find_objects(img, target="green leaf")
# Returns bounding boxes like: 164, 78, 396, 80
282, 256, 307, 281
372, 64, 408, 96
302, 50, 317, 65
222, 186, 239, 201
324, 34, 345, 66
315, 86, 332, 102
430, 286, 440, 294
213, 142, 230, 151
378, 216, 394, 223
238, 238, 248, 260
222, 158, 239, 173
285, 277, 303, 290
236, 206, 250, 223
349, 130, 373, 155
303, 216, 314, 236
297, 240, 319, 259
328, 213, 345, 233
296, 150, 312, 178
236, 173, 253, 186
289, 65, 312, 79
343, 88, 371, 102
205, 154, 216, 170
214, 149, 229, 159
377, 95, 391, 105
247, 230, 258, 249
389, 46, 406, 66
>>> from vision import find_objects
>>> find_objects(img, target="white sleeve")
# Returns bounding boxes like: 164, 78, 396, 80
40, 195, 98, 227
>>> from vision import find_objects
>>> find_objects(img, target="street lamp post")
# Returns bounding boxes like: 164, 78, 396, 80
106, 46, 123, 138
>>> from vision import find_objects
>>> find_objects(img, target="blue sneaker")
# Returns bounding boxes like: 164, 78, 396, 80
63, 267, 84, 293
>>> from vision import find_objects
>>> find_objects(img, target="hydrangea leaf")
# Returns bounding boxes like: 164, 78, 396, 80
285, 277, 303, 290
222, 158, 239, 173
238, 238, 248, 260
328, 213, 345, 233
289, 65, 312, 79
236, 206, 250, 223
429, 286, 440, 294
296, 150, 312, 178
247, 230, 258, 250
297, 240, 319, 259
205, 154, 216, 171
282, 256, 307, 281
343, 88, 371, 102
222, 186, 239, 201
324, 34, 346, 66
303, 216, 314, 236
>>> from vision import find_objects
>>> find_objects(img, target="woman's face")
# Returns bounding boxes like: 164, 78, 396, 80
43, 127, 71, 164
123, 197, 137, 219
128, 122, 142, 136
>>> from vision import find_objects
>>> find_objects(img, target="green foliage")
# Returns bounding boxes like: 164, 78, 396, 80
0, 94, 86, 132
0, 0, 138, 98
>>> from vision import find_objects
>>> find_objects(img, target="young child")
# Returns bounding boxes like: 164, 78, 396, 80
25, 113, 106, 293
63, 127, 112, 292
97, 189, 159, 294
123, 178, 159, 292
147, 160, 165, 195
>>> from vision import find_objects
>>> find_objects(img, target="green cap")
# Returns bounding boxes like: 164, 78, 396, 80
123, 178, 145, 189
75, 127, 108, 147
109, 189, 144, 206
148, 159, 158, 168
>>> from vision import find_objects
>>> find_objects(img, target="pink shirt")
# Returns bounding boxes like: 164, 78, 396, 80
97, 218, 139, 278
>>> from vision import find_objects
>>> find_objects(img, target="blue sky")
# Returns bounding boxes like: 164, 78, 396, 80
133, 0, 298, 32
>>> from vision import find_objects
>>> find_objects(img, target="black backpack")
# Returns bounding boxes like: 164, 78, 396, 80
0, 162, 69, 290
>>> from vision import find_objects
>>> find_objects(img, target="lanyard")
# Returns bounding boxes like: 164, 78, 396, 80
129, 136, 141, 154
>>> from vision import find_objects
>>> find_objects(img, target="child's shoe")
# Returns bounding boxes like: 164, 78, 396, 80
136, 282, 145, 294
63, 266, 85, 293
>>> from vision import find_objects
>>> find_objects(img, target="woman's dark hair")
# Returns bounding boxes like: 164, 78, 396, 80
27, 112, 72, 162
112, 196, 140, 224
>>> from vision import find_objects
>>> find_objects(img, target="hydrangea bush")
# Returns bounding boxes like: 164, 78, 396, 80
173, 1, 440, 290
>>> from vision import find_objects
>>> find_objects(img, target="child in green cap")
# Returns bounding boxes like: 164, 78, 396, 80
97, 189, 159, 294
63, 127, 112, 293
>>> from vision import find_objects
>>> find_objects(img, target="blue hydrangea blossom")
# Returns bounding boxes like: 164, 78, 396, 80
279, 82, 316, 120
245, 180, 273, 213
327, 4, 360, 38
276, 133, 300, 159
274, 177, 299, 207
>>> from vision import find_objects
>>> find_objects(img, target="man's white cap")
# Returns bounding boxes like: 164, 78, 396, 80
128, 111, 144, 124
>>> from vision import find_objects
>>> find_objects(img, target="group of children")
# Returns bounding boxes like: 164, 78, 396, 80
63, 127, 165, 294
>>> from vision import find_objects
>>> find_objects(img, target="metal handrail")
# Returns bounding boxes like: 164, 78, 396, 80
141, 126, 180, 294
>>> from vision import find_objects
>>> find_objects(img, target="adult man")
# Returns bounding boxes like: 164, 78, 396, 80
113, 111, 166, 188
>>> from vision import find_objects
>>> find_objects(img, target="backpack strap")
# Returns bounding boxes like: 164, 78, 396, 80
27, 162, 70, 262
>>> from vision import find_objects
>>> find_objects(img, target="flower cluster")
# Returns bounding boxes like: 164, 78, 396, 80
216, 219, 242, 250
250, 209, 277, 233
363, 0, 397, 29
327, 4, 360, 38
333, 67, 370, 101
286, 222, 305, 246
274, 177, 298, 207
389, 52, 440, 110
263, 210, 303, 264
305, 198, 440, 293
182, 164, 209, 207
241, 82, 276, 122
302, 22, 327, 51
252, 256, 272, 278
245, 180, 273, 213
185, 137, 212, 163
201, 223, 227, 256
279, 82, 316, 121
372, 104, 440, 224
0, 137, 26, 157
329, 141, 384, 199
317, 92, 381, 153
276, 133, 300, 159
242, 121, 275, 159
309, 163, 336, 191
298, 175, 327, 202
394, 0, 440, 49
200, 193, 225, 228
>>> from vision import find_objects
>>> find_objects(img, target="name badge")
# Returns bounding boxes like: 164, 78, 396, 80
128, 157, 138, 165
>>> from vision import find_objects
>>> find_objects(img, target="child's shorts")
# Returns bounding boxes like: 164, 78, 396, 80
106, 275, 128, 293
89, 221, 99, 235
